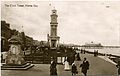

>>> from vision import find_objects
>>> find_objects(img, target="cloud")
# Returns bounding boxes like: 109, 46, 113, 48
1, 1, 120, 45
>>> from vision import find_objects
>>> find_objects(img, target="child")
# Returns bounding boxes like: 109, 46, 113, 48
71, 63, 78, 76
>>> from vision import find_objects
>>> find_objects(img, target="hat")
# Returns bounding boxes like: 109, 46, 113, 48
72, 63, 75, 66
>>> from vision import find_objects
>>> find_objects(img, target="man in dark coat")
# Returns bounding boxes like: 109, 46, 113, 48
50, 60, 57, 76
80, 58, 89, 76
71, 63, 78, 76
116, 60, 120, 76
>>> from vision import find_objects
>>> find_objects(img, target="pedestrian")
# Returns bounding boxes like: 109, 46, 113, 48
83, 49, 86, 54
64, 57, 70, 71
116, 60, 120, 76
71, 63, 78, 76
50, 60, 57, 76
81, 49, 83, 54
97, 50, 99, 56
76, 53, 81, 61
80, 58, 89, 76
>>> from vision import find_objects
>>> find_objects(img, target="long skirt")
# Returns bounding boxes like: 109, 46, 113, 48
64, 61, 70, 71
50, 68, 57, 76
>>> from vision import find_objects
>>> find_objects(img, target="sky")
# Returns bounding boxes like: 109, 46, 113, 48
1, 1, 120, 45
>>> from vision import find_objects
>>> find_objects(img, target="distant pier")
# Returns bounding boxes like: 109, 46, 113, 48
70, 45, 120, 48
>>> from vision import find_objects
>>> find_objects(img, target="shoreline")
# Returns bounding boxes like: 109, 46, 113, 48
81, 50, 120, 64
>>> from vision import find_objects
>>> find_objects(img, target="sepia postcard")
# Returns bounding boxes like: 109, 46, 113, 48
1, 0, 120, 76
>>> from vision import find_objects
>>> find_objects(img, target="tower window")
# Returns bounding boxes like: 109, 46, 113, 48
51, 40, 56, 47
53, 12, 55, 14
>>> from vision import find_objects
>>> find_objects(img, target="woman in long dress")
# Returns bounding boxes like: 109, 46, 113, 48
64, 57, 70, 71
50, 60, 57, 76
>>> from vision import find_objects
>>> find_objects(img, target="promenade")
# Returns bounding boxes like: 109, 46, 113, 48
1, 54, 118, 76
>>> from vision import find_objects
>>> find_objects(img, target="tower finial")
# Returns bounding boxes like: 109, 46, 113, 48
53, 6, 55, 10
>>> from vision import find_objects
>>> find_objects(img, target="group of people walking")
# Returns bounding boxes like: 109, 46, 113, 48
50, 53, 90, 76
72, 57, 89, 76
50, 52, 120, 76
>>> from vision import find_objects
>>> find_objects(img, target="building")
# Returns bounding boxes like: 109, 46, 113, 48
25, 36, 33, 47
1, 21, 11, 40
48, 9, 60, 48
1, 21, 12, 52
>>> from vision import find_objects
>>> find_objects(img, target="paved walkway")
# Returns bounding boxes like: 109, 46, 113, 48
79, 54, 117, 76
1, 54, 118, 76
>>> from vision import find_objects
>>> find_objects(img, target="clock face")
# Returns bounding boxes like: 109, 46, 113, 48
52, 17, 56, 21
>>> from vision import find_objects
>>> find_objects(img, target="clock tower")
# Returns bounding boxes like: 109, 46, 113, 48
49, 9, 60, 48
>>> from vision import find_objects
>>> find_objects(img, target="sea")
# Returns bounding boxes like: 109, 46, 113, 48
83, 48, 120, 56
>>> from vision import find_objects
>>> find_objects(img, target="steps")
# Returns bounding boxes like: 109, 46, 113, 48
1, 63, 34, 70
